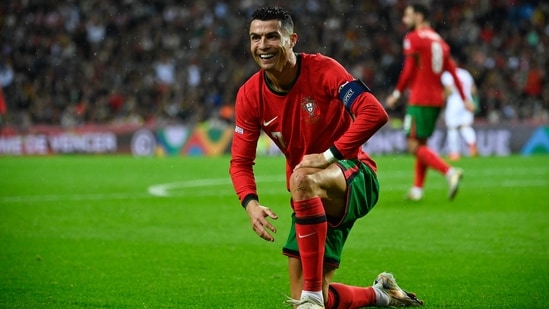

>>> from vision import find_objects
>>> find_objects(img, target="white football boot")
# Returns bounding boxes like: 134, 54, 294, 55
285, 295, 324, 308
405, 187, 423, 201
446, 167, 464, 200
373, 272, 424, 307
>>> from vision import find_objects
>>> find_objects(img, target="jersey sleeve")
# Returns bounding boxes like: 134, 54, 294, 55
441, 71, 453, 87
395, 33, 418, 93
333, 91, 388, 158
319, 58, 388, 159
229, 84, 261, 206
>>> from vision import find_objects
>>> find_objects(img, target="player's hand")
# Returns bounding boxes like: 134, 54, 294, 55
385, 94, 398, 109
464, 100, 476, 112
294, 153, 330, 170
245, 200, 278, 242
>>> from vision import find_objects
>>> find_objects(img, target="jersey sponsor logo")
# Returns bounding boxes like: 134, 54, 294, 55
262, 116, 278, 127
302, 96, 320, 123
234, 125, 244, 134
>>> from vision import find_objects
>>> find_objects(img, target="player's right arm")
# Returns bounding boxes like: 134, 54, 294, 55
386, 34, 417, 109
229, 85, 261, 207
445, 57, 475, 112
441, 71, 454, 98
229, 82, 279, 242
245, 199, 278, 242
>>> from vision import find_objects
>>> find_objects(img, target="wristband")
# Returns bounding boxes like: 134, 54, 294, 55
242, 194, 258, 209
323, 149, 337, 164
392, 90, 401, 99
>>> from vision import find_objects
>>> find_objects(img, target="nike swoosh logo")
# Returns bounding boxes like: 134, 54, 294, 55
263, 116, 278, 126
298, 232, 316, 239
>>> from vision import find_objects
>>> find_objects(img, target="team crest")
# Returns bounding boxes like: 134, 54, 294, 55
302, 96, 320, 123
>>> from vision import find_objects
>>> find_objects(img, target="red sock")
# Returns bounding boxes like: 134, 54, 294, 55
416, 145, 450, 174
414, 158, 427, 188
326, 283, 376, 309
293, 197, 327, 292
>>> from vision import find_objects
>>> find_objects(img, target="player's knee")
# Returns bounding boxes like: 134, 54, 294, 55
289, 169, 318, 200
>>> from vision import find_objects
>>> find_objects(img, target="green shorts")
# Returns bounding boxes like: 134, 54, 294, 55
404, 105, 441, 139
282, 159, 379, 268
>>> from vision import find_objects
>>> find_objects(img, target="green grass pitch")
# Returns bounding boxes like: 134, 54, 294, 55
1, 154, 548, 308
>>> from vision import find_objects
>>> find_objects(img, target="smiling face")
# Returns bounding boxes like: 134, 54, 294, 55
249, 19, 297, 73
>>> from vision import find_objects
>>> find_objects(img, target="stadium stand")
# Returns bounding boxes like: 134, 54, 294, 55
0, 0, 547, 129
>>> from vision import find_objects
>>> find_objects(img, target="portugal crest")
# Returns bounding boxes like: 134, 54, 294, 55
302, 96, 320, 122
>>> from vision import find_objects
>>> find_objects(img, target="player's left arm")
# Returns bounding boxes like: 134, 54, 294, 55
441, 71, 454, 100
295, 55, 388, 168
333, 80, 388, 156
386, 53, 417, 109
295, 81, 388, 170
295, 56, 388, 169
387, 34, 418, 108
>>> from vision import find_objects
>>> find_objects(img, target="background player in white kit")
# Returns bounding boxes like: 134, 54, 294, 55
441, 61, 479, 161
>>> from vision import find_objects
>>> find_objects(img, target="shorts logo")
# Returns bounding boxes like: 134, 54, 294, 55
298, 232, 316, 239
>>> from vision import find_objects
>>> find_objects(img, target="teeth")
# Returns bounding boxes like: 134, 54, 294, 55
260, 54, 274, 59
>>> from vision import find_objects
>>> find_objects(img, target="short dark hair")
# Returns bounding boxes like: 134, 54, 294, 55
251, 6, 294, 34
411, 3, 430, 21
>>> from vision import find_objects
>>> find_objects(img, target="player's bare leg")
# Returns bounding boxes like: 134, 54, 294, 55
287, 258, 337, 308
459, 126, 477, 157
446, 126, 461, 161
287, 165, 346, 308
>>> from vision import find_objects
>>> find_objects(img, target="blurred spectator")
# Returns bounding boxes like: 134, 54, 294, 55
0, 87, 6, 126
0, 0, 547, 129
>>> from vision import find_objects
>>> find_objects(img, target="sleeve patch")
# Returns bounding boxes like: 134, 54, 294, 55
234, 125, 244, 134
338, 79, 372, 109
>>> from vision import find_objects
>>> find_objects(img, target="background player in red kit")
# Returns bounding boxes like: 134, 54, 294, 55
229, 6, 423, 309
386, 3, 475, 201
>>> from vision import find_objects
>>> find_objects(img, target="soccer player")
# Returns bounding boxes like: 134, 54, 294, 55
229, 6, 423, 309
442, 62, 478, 160
385, 3, 475, 201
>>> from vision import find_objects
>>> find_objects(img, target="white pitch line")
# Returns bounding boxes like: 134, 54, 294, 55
147, 175, 284, 197
1, 171, 547, 203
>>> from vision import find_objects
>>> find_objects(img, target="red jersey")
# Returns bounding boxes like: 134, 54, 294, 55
230, 53, 388, 205
396, 27, 466, 106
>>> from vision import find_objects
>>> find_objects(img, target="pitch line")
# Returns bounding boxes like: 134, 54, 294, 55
146, 176, 548, 197
147, 176, 284, 197
1, 173, 546, 203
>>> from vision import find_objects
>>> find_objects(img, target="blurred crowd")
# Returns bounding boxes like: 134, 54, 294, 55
0, 0, 548, 130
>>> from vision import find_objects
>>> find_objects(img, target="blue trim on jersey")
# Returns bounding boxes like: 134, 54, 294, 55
338, 79, 372, 109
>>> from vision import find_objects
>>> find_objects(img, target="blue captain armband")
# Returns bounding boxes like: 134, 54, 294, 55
338, 79, 372, 109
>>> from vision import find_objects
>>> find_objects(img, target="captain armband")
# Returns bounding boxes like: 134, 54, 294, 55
338, 79, 373, 109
